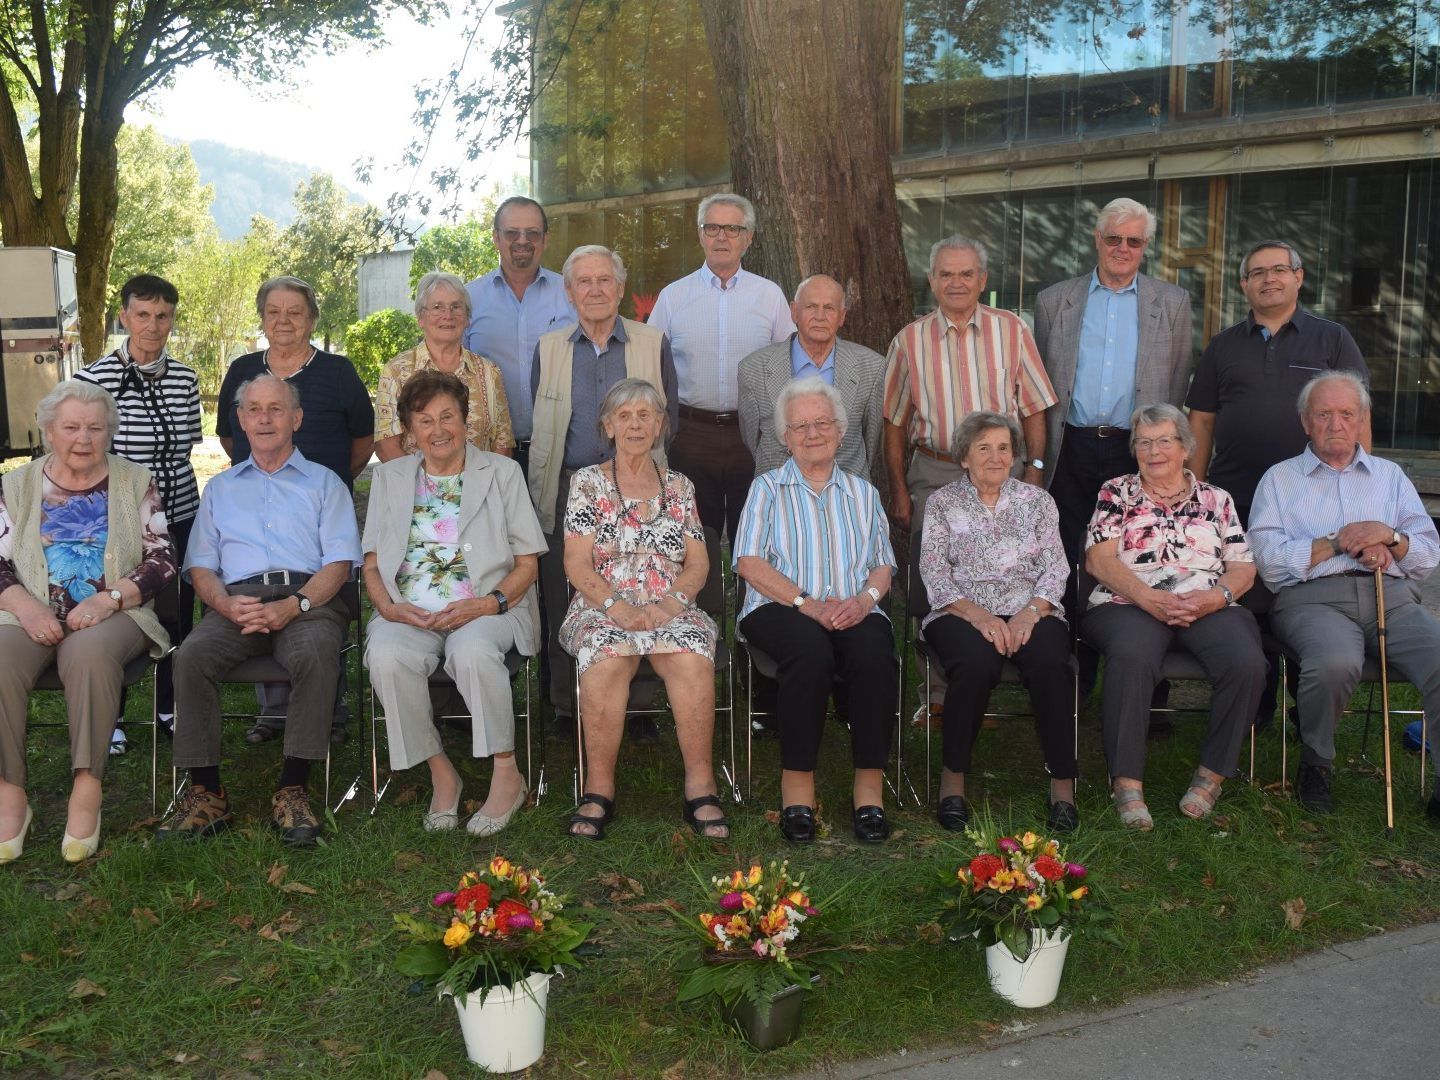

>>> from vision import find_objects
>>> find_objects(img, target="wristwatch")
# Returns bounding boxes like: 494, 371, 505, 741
865, 586, 882, 605
601, 595, 618, 612
294, 593, 312, 613
1326, 531, 1342, 557
1220, 584, 1234, 605
108, 587, 124, 609
668, 589, 692, 608
1386, 531, 1406, 549
489, 589, 509, 614
792, 591, 810, 609
1028, 458, 1045, 471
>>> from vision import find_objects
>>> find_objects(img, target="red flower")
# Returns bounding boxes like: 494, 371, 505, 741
969, 854, 1004, 884
454, 883, 492, 913
493, 898, 531, 935
1033, 855, 1064, 882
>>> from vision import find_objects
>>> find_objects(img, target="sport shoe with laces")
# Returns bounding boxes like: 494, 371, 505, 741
1296, 762, 1333, 814
271, 785, 322, 847
155, 784, 232, 841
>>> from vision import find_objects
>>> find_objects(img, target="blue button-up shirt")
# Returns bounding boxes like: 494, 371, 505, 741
463, 267, 576, 441
733, 457, 895, 620
183, 448, 362, 585
1068, 270, 1139, 427
1249, 445, 1440, 590
790, 335, 835, 385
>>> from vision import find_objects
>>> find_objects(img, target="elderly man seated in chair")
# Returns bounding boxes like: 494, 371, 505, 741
1249, 370, 1440, 820
157, 374, 361, 846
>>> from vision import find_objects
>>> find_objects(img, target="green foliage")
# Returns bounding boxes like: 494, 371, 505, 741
169, 219, 275, 395
344, 308, 419, 389
409, 215, 498, 289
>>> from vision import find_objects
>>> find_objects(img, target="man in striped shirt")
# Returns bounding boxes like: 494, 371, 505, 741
1249, 371, 1440, 819
76, 275, 202, 750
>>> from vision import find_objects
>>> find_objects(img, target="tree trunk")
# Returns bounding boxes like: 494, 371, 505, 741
74, 106, 123, 362
697, 0, 913, 353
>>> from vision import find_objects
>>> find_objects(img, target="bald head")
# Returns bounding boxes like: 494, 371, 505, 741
791, 275, 847, 354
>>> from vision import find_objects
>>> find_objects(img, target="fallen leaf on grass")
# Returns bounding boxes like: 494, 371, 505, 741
391, 784, 419, 807
661, 1062, 686, 1080
69, 978, 106, 1000
257, 911, 302, 941
213, 975, 242, 986
916, 922, 944, 944
1166, 856, 1180, 871
179, 892, 216, 912
267, 863, 288, 887
131, 907, 159, 926
1282, 897, 1307, 931
630, 901, 683, 914
169, 1051, 200, 1064
50, 882, 88, 902
280, 881, 318, 895
231, 914, 255, 931
1200, 872, 1217, 888
596, 872, 645, 901
59, 944, 87, 958
321, 1038, 360, 1059
421, 1071, 448, 1080
394, 851, 424, 872
998, 1019, 1034, 1035
1213, 814, 1233, 832
241, 1047, 266, 1062
19, 953, 36, 963
764, 809, 781, 824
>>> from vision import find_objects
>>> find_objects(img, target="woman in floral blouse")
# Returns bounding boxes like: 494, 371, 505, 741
0, 380, 174, 865
1083, 403, 1266, 830
919, 410, 1076, 834
561, 378, 724, 842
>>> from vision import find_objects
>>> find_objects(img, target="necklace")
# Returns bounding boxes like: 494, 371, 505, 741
610, 456, 667, 526
1144, 478, 1189, 502
263, 346, 317, 377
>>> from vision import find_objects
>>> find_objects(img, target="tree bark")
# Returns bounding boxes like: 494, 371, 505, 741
697, 0, 913, 353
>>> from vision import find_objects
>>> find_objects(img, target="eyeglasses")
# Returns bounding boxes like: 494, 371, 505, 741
423, 301, 467, 316
786, 419, 837, 435
701, 223, 748, 238
1243, 264, 1298, 282
499, 228, 544, 243
1133, 435, 1181, 452
1101, 234, 1147, 250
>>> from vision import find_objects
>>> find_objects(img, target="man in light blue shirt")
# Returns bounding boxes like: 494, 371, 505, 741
463, 196, 576, 472
1249, 371, 1440, 819
649, 193, 795, 544
160, 374, 361, 848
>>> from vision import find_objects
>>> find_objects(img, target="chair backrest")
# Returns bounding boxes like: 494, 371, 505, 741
905, 543, 930, 624
697, 525, 725, 615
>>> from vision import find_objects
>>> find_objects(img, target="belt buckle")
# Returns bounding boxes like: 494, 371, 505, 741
1096, 425, 1121, 438
266, 571, 290, 585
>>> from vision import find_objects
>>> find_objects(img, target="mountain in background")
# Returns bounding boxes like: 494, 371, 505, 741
186, 140, 365, 237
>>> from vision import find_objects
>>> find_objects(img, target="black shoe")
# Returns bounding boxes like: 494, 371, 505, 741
1047, 799, 1080, 833
936, 794, 971, 832
626, 715, 660, 745
245, 723, 280, 745
1296, 762, 1334, 814
329, 726, 347, 746
779, 804, 815, 844
852, 804, 890, 844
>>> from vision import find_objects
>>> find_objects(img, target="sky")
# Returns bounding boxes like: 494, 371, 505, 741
130, 4, 528, 215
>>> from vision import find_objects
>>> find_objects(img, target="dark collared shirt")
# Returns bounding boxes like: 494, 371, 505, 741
1185, 307, 1366, 514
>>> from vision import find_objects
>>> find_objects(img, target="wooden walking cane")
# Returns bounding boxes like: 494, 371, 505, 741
1375, 568, 1396, 840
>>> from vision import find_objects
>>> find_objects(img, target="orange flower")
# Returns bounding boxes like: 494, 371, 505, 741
489, 856, 513, 879
723, 914, 751, 938
747, 865, 763, 887
1069, 886, 1088, 901
739, 892, 758, 911
1024, 893, 1045, 911
759, 907, 789, 935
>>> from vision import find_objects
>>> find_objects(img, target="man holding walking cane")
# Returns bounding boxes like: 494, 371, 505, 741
1249, 371, 1440, 820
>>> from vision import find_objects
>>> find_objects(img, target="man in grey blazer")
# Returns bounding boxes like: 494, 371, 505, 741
1033, 197, 1194, 575
738, 274, 887, 478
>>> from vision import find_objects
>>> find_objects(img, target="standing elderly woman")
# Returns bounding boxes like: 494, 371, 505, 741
919, 410, 1077, 832
216, 275, 375, 744
1084, 403, 1266, 828
735, 376, 898, 845
363, 370, 545, 835
374, 271, 514, 462
561, 377, 724, 841
0, 381, 174, 863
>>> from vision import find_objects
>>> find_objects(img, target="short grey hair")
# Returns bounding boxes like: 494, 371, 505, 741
1239, 239, 1304, 278
1298, 370, 1371, 417
1129, 403, 1195, 454
256, 276, 320, 320
562, 244, 628, 289
929, 235, 989, 277
792, 274, 846, 307
37, 379, 119, 451
774, 376, 848, 441
951, 410, 1023, 464
697, 193, 756, 232
1095, 197, 1156, 243
235, 373, 302, 413
598, 377, 667, 444
413, 271, 472, 320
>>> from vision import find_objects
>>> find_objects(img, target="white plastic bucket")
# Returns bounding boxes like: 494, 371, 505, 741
448, 970, 552, 1072
984, 929, 1070, 1008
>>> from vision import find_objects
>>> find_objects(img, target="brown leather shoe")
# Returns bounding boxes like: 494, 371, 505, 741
155, 785, 232, 841
271, 785, 322, 847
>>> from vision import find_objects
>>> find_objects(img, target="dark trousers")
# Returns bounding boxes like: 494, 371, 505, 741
1082, 602, 1266, 781
740, 605, 897, 773
1050, 425, 1137, 612
668, 416, 753, 543
119, 515, 193, 721
538, 468, 576, 714
513, 442, 550, 696
923, 613, 1077, 778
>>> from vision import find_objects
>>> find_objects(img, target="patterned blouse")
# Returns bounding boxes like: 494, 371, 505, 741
396, 471, 475, 612
918, 475, 1067, 628
374, 343, 515, 454
1084, 471, 1251, 609
0, 473, 175, 618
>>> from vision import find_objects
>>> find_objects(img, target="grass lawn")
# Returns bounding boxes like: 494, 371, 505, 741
2, 623, 1438, 1078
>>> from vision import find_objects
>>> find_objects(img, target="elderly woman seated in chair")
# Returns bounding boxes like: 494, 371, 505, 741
560, 378, 726, 841
0, 380, 174, 864
362, 370, 545, 836
735, 376, 898, 845
918, 410, 1077, 833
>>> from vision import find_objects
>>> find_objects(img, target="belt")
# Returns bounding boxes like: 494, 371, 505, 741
914, 444, 962, 465
679, 404, 738, 425
1066, 424, 1130, 439
236, 571, 313, 586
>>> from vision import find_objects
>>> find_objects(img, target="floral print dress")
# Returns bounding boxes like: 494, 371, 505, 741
559, 465, 717, 674
395, 471, 476, 612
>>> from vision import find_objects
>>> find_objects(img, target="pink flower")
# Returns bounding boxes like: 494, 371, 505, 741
752, 938, 769, 957
505, 912, 536, 932
1065, 863, 1087, 880
433, 891, 457, 906
805, 906, 819, 916
998, 838, 1020, 853
720, 892, 745, 911
431, 517, 458, 543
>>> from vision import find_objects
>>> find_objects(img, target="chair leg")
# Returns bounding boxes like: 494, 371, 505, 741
150, 667, 160, 816
574, 663, 585, 804
1279, 653, 1289, 793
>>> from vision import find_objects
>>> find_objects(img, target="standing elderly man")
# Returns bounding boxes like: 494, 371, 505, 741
464, 196, 577, 478
1249, 371, 1440, 819
649, 193, 794, 546
157, 374, 361, 846
1033, 198, 1193, 568
529, 245, 679, 721
738, 274, 887, 476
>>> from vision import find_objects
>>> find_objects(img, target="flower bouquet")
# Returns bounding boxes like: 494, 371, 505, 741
395, 857, 593, 1071
675, 861, 840, 1049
